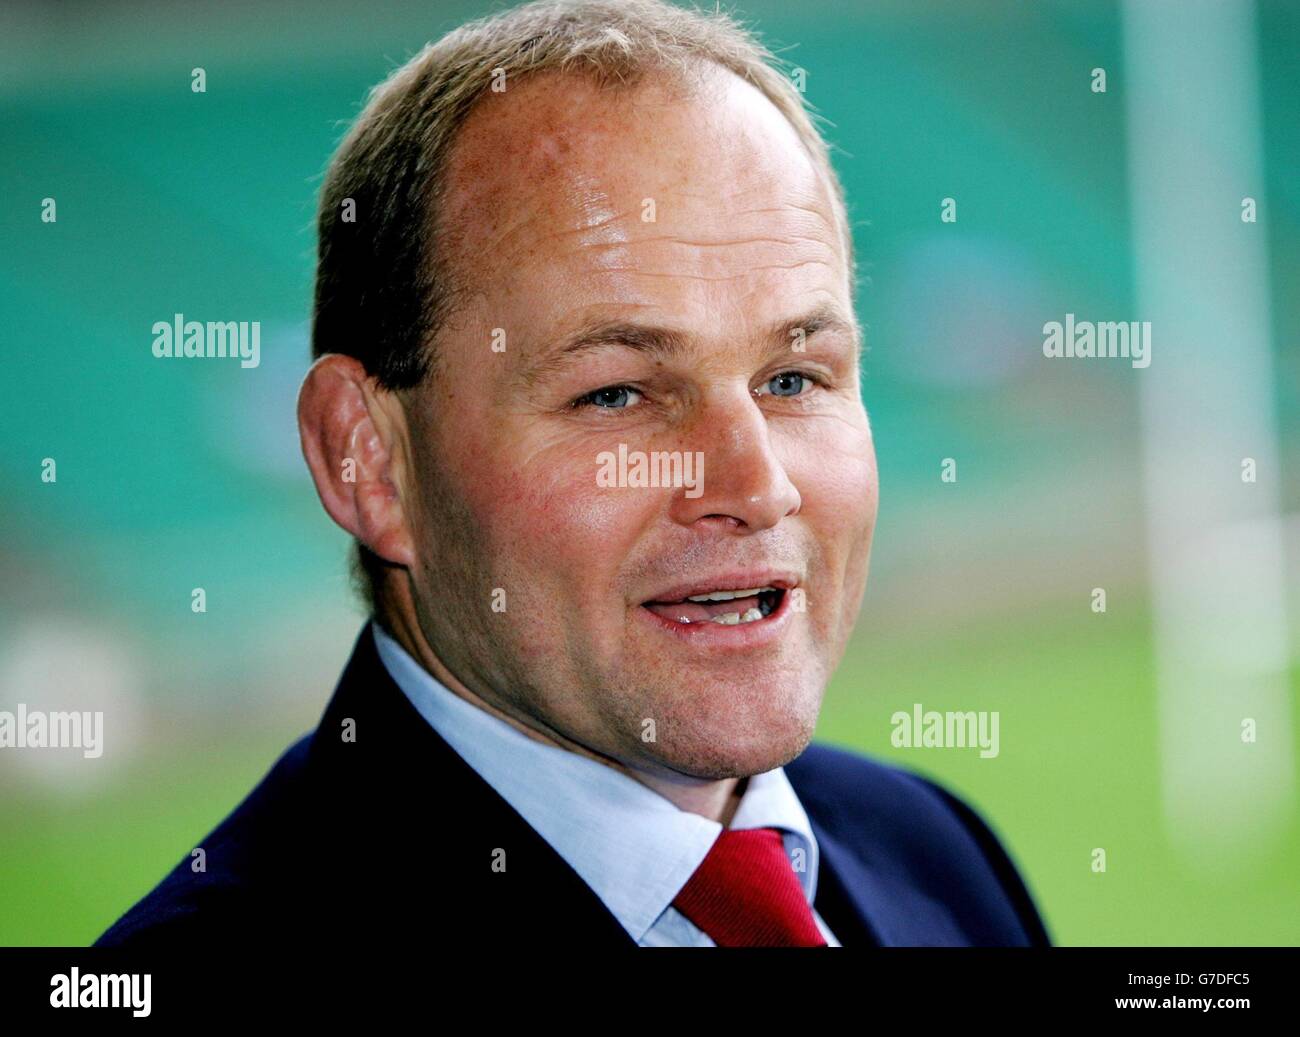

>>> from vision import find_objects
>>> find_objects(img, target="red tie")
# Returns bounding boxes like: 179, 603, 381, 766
671, 827, 828, 946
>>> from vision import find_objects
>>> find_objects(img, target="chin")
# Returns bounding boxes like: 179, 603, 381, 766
651, 704, 820, 781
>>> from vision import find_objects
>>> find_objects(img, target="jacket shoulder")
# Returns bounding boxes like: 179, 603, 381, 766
93, 733, 316, 947
786, 741, 1051, 946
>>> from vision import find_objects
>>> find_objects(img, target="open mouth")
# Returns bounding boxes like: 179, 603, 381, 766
641, 586, 785, 626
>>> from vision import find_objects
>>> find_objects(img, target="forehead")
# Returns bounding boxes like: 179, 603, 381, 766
436, 66, 849, 356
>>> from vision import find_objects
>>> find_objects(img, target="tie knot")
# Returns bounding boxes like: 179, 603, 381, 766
672, 826, 826, 947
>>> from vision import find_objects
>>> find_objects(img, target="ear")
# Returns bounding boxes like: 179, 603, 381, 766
296, 354, 417, 569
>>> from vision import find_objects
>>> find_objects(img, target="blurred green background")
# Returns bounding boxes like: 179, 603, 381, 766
2, 0, 1297, 946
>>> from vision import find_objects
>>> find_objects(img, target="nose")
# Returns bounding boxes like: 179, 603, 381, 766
668, 388, 801, 533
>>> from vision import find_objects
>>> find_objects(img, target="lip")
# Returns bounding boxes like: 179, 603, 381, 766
639, 571, 800, 606
635, 571, 801, 650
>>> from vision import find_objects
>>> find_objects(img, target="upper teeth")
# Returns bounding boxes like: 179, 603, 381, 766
686, 587, 772, 602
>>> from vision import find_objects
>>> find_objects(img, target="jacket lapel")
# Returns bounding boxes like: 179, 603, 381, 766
302, 625, 636, 947
811, 816, 970, 946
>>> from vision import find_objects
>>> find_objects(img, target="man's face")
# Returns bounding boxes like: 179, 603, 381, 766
400, 68, 877, 781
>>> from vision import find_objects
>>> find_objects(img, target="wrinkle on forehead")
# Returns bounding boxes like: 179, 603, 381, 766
495, 168, 635, 270
436, 66, 847, 333
564, 170, 636, 276
438, 73, 658, 249
448, 67, 820, 211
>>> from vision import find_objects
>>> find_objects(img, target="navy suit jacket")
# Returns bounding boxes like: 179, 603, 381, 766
96, 624, 1051, 948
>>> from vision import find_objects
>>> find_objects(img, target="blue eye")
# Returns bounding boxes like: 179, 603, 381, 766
764, 372, 807, 397
577, 385, 639, 409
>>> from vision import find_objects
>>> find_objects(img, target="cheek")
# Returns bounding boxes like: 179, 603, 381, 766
795, 419, 879, 552
789, 423, 876, 652
450, 439, 653, 604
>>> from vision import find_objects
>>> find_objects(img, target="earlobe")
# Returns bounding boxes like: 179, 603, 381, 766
296, 355, 417, 569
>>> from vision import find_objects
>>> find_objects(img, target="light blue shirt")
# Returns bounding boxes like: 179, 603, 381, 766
371, 621, 840, 947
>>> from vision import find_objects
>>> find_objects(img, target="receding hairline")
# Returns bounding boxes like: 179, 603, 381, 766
428, 59, 855, 374
427, 59, 720, 327
314, 0, 858, 368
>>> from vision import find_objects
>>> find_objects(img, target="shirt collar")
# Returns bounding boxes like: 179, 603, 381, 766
370, 620, 822, 942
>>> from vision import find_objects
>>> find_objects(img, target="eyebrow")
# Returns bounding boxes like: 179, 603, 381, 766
524, 302, 861, 382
